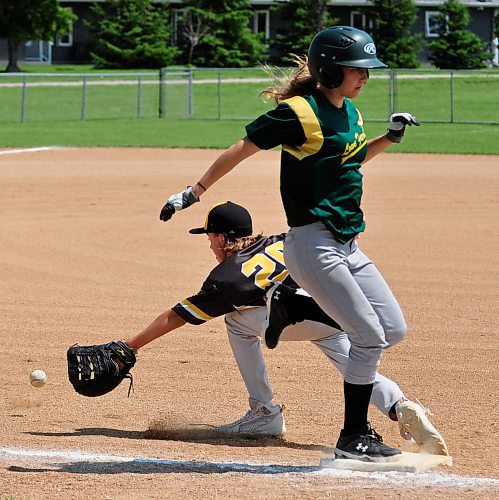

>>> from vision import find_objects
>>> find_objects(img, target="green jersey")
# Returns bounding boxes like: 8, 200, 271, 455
246, 89, 368, 244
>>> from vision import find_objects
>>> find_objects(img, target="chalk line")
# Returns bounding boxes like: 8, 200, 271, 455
0, 446, 498, 491
0, 146, 63, 156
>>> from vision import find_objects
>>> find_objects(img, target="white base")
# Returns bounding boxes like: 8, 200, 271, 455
320, 451, 453, 473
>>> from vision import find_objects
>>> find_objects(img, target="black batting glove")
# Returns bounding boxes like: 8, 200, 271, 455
386, 113, 420, 143
159, 186, 199, 222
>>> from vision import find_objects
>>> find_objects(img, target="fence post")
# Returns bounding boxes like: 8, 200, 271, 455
159, 68, 166, 118
389, 69, 396, 115
188, 68, 193, 118
21, 75, 27, 123
217, 70, 222, 119
80, 75, 87, 121
450, 71, 454, 124
137, 74, 142, 119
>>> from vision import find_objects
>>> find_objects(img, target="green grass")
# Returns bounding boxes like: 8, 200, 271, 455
0, 68, 498, 153
1, 117, 498, 154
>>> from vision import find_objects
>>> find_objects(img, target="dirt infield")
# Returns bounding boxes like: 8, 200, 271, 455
0, 148, 498, 499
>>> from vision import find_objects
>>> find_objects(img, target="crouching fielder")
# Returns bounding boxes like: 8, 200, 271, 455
137, 202, 448, 454
68, 201, 448, 456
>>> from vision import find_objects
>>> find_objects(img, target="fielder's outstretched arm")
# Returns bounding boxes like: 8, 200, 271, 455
125, 309, 186, 351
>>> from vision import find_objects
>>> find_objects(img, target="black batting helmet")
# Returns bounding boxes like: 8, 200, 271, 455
308, 26, 387, 89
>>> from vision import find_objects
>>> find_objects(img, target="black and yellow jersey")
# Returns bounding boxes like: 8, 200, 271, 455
245, 89, 367, 244
172, 234, 291, 325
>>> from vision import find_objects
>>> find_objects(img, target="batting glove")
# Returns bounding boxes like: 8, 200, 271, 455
159, 186, 199, 222
386, 113, 420, 143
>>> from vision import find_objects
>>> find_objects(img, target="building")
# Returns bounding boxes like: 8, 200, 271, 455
1, 0, 498, 66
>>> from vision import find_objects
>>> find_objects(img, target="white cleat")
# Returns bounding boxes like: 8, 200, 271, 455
217, 399, 286, 437
397, 400, 449, 456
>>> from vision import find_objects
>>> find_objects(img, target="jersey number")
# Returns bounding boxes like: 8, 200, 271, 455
241, 241, 288, 290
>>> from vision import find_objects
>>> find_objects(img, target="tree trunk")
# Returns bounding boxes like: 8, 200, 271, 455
188, 42, 197, 66
6, 38, 21, 72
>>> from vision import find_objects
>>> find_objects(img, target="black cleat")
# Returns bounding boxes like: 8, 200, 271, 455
334, 423, 402, 462
263, 283, 296, 349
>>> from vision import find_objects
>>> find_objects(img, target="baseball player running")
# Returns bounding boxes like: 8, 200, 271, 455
121, 201, 447, 455
158, 26, 422, 461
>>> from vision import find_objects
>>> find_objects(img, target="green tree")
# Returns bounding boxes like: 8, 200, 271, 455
181, 7, 211, 66
87, 0, 179, 69
180, 0, 265, 67
0, 0, 74, 72
369, 0, 420, 68
427, 0, 491, 69
272, 0, 337, 63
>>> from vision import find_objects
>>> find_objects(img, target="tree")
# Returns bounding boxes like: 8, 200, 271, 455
426, 0, 491, 69
87, 0, 179, 69
272, 0, 337, 63
0, 0, 74, 72
180, 0, 265, 67
181, 7, 211, 66
369, 0, 421, 68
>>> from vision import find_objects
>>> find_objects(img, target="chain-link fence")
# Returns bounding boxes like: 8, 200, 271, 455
0, 68, 498, 125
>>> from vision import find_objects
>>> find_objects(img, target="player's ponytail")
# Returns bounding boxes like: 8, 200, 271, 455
260, 55, 318, 104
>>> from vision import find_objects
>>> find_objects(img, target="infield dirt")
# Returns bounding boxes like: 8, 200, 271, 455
0, 148, 498, 499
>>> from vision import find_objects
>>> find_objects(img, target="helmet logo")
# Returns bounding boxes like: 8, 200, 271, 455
364, 43, 376, 55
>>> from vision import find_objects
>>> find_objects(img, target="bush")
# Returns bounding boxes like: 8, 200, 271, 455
87, 0, 179, 69
427, 0, 491, 69
369, 0, 421, 68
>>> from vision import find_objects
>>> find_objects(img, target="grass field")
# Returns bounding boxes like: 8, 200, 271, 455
0, 66, 498, 154
1, 118, 498, 154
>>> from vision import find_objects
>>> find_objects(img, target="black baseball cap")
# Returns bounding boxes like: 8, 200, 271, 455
189, 201, 253, 238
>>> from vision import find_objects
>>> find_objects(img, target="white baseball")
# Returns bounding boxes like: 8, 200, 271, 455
30, 369, 47, 388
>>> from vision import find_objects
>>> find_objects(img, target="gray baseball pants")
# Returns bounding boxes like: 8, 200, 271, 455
225, 305, 404, 416
283, 222, 407, 385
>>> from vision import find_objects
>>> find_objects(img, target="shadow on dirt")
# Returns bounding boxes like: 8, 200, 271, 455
8, 457, 321, 475
26, 426, 333, 453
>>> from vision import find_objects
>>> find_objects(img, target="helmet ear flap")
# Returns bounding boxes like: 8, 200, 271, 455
318, 65, 344, 89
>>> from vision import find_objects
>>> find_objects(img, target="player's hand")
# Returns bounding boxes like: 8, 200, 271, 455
386, 113, 420, 143
159, 186, 199, 222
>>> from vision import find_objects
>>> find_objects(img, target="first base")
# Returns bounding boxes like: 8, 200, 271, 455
320, 451, 453, 473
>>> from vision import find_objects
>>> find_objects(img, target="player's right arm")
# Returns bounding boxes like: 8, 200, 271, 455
194, 104, 305, 198
159, 104, 304, 222
194, 137, 261, 197
159, 137, 260, 222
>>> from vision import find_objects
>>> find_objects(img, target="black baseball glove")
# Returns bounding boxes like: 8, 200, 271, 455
67, 340, 136, 397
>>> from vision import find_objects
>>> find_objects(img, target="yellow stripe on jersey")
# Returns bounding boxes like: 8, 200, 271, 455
341, 110, 367, 164
341, 138, 367, 165
178, 299, 214, 321
282, 96, 324, 160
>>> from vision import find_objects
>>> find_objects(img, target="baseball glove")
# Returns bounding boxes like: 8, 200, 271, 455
67, 340, 136, 397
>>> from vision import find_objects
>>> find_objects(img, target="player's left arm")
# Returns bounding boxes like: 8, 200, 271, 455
363, 112, 420, 164
363, 134, 393, 163
124, 308, 187, 351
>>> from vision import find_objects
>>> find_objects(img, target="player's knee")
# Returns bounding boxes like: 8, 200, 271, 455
385, 320, 407, 347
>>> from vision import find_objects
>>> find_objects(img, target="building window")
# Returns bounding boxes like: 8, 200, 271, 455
350, 11, 373, 31
350, 11, 366, 30
425, 11, 443, 38
253, 10, 270, 40
56, 8, 73, 47
172, 8, 185, 45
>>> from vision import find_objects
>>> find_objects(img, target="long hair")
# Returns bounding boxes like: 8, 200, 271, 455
261, 55, 318, 104
222, 233, 264, 257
